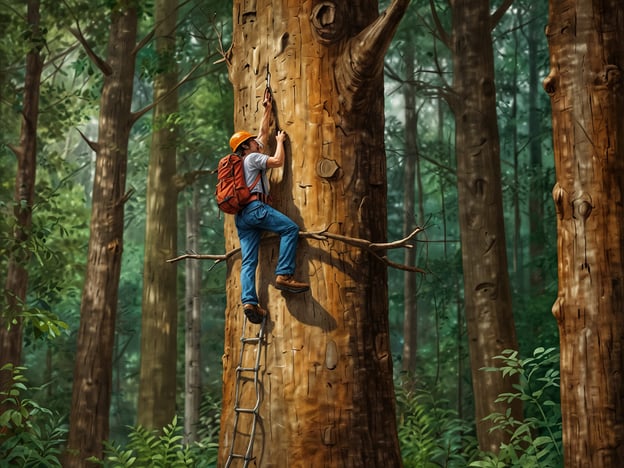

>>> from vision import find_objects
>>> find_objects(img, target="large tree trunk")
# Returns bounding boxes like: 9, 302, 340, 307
137, 0, 179, 431
0, 0, 43, 387
218, 0, 410, 466
449, 0, 522, 453
544, 0, 624, 466
66, 5, 138, 466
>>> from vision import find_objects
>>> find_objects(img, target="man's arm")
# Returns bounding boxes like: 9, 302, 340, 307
256, 88, 273, 148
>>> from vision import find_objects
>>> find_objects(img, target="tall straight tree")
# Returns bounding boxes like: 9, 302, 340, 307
65, 2, 138, 465
184, 185, 201, 443
527, 2, 547, 290
137, 0, 179, 431
544, 0, 624, 465
440, 0, 522, 452
218, 0, 411, 465
401, 41, 420, 373
0, 0, 43, 384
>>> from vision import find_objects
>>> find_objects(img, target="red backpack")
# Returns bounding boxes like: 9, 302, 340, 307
215, 153, 261, 214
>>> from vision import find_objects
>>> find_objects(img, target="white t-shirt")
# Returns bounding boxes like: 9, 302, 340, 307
243, 152, 270, 194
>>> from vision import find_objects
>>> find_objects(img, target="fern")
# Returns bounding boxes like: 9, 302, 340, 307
396, 383, 479, 467
95, 401, 220, 468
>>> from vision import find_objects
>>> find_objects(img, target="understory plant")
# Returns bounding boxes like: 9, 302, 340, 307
95, 395, 220, 467
0, 364, 67, 467
396, 381, 479, 467
471, 346, 562, 468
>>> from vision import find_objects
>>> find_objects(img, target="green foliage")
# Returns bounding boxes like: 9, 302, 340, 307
396, 382, 479, 467
94, 413, 219, 468
0, 364, 67, 467
471, 347, 562, 468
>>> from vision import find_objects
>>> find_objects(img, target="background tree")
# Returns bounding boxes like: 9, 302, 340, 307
544, 0, 624, 465
444, 0, 523, 452
137, 0, 179, 431
218, 0, 411, 465
66, 2, 139, 464
184, 185, 202, 443
0, 0, 43, 386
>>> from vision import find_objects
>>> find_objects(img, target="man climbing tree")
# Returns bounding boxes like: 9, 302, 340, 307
226, 89, 310, 325
218, 0, 412, 466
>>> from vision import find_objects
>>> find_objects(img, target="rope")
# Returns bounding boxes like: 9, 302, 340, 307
265, 65, 282, 132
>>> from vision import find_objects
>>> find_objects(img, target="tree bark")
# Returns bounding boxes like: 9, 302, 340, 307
544, 0, 624, 465
219, 0, 410, 466
137, 0, 179, 431
0, 0, 43, 392
66, 4, 138, 465
449, 0, 522, 452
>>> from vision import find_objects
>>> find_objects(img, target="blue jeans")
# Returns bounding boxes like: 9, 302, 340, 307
235, 201, 300, 305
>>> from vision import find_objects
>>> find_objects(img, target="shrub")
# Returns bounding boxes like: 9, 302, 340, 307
470, 347, 562, 468
0, 364, 67, 467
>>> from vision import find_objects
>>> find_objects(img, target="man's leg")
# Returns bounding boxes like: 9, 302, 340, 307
237, 224, 262, 305
259, 206, 309, 293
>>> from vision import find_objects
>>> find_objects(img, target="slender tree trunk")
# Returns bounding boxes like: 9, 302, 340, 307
449, 0, 522, 452
137, 0, 179, 431
66, 4, 138, 465
184, 186, 201, 444
219, 1, 410, 466
511, 17, 521, 283
528, 3, 545, 290
0, 0, 43, 391
544, 0, 624, 465
402, 42, 418, 373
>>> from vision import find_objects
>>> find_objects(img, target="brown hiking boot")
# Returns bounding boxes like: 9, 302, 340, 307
243, 303, 267, 324
275, 275, 310, 294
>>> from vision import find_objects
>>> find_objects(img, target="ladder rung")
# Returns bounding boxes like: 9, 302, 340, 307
235, 407, 258, 414
236, 366, 258, 372
241, 337, 262, 344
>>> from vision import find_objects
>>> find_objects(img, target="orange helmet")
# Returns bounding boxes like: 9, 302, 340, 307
229, 131, 255, 152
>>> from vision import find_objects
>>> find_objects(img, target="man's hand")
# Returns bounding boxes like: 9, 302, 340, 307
276, 130, 287, 144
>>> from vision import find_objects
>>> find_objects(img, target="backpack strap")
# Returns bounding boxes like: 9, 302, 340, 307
249, 172, 262, 191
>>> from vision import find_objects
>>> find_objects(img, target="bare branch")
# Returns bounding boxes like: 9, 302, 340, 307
167, 249, 239, 271
76, 127, 99, 153
429, 0, 450, 48
7, 143, 20, 158
130, 59, 206, 124
168, 226, 426, 274
133, 28, 155, 56
133, 0, 195, 55
490, 0, 514, 30
69, 27, 111, 76
211, 15, 232, 66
